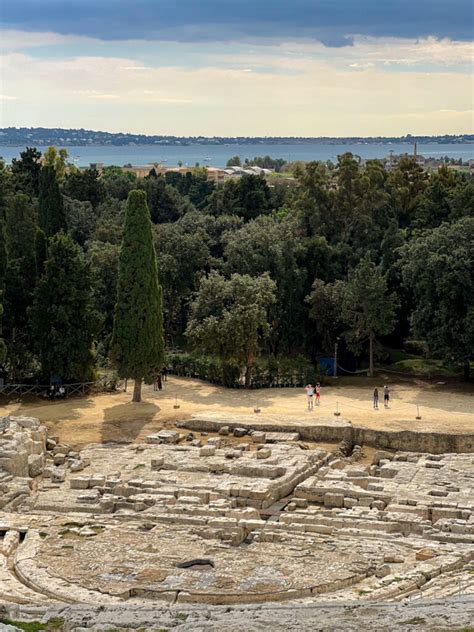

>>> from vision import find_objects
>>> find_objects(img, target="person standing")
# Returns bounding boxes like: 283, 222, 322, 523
315, 383, 321, 406
305, 384, 315, 410
162, 365, 168, 382
383, 385, 390, 408
157, 374, 163, 391
373, 387, 379, 409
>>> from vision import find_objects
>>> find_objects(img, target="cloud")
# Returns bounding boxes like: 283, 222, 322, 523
0, 29, 96, 51
2, 1, 473, 45
0, 50, 471, 136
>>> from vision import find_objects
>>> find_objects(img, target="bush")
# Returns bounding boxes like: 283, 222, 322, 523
165, 351, 321, 388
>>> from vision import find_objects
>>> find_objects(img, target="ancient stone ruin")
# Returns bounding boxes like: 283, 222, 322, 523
0, 414, 473, 629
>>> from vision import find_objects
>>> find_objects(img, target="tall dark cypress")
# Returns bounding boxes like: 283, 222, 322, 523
110, 189, 164, 402
38, 166, 66, 237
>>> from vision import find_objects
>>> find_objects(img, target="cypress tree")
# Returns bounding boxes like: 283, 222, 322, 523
110, 189, 164, 402
38, 166, 66, 237
35, 228, 48, 277
31, 233, 97, 382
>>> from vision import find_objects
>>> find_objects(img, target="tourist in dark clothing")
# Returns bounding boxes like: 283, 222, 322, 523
373, 387, 379, 409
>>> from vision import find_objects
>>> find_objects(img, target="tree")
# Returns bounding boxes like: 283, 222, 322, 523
35, 228, 48, 277
38, 167, 66, 236
400, 218, 474, 380
342, 257, 399, 376
154, 220, 210, 339
3, 194, 38, 381
31, 233, 97, 382
306, 279, 346, 356
64, 197, 96, 246
63, 168, 106, 209
186, 272, 276, 387
43, 146, 69, 181
226, 155, 241, 167
110, 190, 164, 402
11, 147, 42, 195
223, 215, 306, 353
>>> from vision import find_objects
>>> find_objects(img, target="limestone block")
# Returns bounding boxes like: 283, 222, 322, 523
147, 430, 180, 444
28, 454, 44, 477
384, 554, 404, 564
372, 450, 394, 465
69, 459, 86, 472
375, 564, 391, 578
89, 474, 106, 487
380, 466, 398, 479
256, 448, 271, 459
218, 426, 230, 436
251, 431, 266, 443
324, 493, 344, 508
344, 498, 359, 509
51, 467, 66, 483
53, 453, 66, 465
70, 476, 91, 489
225, 449, 242, 459
200, 446, 216, 457
151, 457, 164, 470
233, 427, 248, 437
207, 437, 222, 447
77, 490, 100, 503
371, 500, 386, 511
11, 416, 40, 430
416, 548, 438, 561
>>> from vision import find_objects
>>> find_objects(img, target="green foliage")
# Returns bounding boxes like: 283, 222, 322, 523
43, 146, 69, 180
38, 166, 66, 237
10, 147, 42, 195
35, 228, 48, 277
342, 257, 399, 373
110, 190, 165, 394
31, 232, 97, 381
400, 217, 474, 369
186, 271, 276, 386
63, 168, 106, 209
3, 194, 38, 380
226, 155, 241, 167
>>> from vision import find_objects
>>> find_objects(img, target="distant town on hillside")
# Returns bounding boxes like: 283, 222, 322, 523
0, 127, 473, 147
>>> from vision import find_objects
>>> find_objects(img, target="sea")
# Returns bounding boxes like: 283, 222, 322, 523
0, 142, 472, 168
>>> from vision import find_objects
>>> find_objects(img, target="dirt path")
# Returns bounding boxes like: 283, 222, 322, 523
1, 376, 472, 449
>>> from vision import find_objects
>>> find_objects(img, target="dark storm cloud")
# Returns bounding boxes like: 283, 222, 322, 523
2, 0, 473, 45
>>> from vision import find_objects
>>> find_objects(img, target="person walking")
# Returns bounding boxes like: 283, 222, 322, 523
157, 374, 163, 391
373, 387, 379, 409
315, 383, 321, 406
383, 385, 390, 408
305, 384, 315, 410
162, 365, 168, 382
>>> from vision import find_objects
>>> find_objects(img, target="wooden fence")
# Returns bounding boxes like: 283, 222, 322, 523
0, 375, 123, 400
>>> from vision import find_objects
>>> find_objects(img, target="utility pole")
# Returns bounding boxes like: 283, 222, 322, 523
334, 337, 339, 378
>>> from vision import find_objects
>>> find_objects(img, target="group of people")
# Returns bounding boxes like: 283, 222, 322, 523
46, 384, 66, 400
153, 365, 168, 391
373, 385, 390, 409
304, 383, 321, 410
304, 383, 391, 410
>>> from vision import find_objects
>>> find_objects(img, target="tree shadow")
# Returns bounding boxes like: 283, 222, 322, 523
1, 394, 97, 422
101, 399, 161, 444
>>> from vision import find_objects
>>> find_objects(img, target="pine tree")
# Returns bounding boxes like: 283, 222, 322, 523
110, 189, 164, 402
38, 166, 66, 237
31, 233, 97, 382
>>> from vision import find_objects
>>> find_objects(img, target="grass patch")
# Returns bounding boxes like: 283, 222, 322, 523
133, 463, 146, 470
389, 358, 460, 378
0, 619, 63, 632
356, 589, 372, 595
403, 617, 426, 625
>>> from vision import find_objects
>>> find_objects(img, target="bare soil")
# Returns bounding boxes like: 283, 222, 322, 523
1, 376, 472, 450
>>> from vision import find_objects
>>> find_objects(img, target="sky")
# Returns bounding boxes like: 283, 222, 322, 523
0, 0, 473, 136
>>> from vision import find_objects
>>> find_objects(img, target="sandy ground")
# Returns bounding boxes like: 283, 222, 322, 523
0, 376, 472, 450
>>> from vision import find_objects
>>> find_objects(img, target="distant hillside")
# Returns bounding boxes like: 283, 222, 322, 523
1, 127, 473, 147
